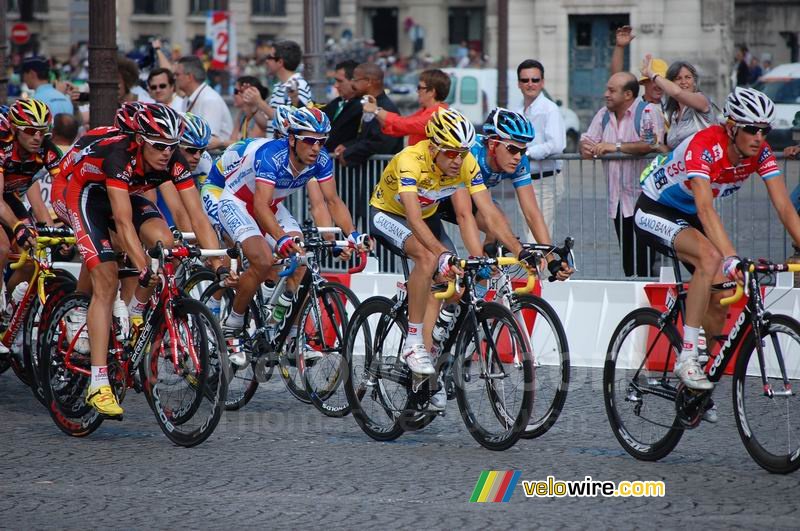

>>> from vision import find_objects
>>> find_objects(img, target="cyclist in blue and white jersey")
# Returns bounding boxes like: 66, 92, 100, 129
216, 107, 368, 355
438, 107, 572, 280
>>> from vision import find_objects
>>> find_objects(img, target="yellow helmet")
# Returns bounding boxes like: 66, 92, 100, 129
9, 98, 53, 129
425, 107, 475, 149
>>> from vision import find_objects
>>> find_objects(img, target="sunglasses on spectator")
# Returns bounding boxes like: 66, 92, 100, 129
181, 146, 205, 155
437, 147, 469, 160
294, 135, 328, 146
492, 139, 527, 155
16, 126, 50, 137
519, 77, 542, 84
265, 55, 278, 61
417, 84, 430, 91
141, 135, 179, 151
740, 124, 771, 136
149, 83, 169, 90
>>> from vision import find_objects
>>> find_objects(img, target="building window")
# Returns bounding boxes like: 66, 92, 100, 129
324, 0, 339, 18
448, 8, 484, 47
10, 0, 48, 13
252, 0, 286, 16
190, 0, 229, 14
134, 0, 171, 15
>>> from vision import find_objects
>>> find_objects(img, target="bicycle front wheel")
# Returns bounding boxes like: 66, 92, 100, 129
140, 297, 228, 447
299, 281, 360, 417
453, 301, 533, 451
343, 296, 410, 442
733, 314, 800, 474
604, 308, 684, 461
513, 294, 570, 439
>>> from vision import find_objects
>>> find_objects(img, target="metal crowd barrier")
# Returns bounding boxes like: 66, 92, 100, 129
284, 153, 800, 281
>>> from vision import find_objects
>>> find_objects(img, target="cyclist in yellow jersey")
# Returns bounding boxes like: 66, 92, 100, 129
369, 107, 538, 381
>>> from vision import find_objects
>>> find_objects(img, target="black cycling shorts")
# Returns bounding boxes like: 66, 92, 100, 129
66, 183, 163, 270
633, 194, 704, 272
369, 206, 456, 258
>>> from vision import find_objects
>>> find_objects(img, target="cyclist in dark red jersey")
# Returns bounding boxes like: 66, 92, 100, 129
63, 103, 228, 417
0, 99, 62, 294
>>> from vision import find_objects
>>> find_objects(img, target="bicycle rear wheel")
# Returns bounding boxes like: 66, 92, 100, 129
26, 277, 77, 406
513, 294, 570, 439
39, 292, 104, 437
140, 297, 228, 447
343, 296, 411, 442
733, 314, 800, 474
604, 307, 684, 461
300, 281, 360, 417
200, 284, 265, 410
453, 301, 533, 451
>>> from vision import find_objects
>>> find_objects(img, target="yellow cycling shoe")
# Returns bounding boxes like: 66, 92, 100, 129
86, 385, 124, 419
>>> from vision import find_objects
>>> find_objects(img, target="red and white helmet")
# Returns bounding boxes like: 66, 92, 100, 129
134, 103, 184, 140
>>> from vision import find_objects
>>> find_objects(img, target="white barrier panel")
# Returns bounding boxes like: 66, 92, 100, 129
346, 273, 800, 369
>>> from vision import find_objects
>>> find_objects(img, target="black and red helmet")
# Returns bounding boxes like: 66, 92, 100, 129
134, 103, 184, 140
114, 102, 144, 134
0, 114, 13, 143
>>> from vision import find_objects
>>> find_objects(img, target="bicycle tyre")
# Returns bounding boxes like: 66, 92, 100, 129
199, 283, 265, 410
26, 278, 77, 406
453, 301, 533, 451
39, 292, 104, 437
603, 307, 684, 461
300, 281, 360, 417
140, 297, 228, 447
732, 313, 800, 474
513, 294, 570, 439
343, 296, 410, 442
182, 267, 216, 301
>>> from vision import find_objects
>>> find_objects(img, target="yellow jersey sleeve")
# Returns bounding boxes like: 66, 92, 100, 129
461, 153, 486, 194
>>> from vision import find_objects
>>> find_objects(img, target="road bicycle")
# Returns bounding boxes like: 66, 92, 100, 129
201, 222, 364, 415
39, 241, 233, 447
604, 255, 800, 473
484, 237, 573, 439
343, 253, 536, 451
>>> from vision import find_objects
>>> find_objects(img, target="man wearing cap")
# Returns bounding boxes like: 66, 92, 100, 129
21, 56, 74, 116
611, 27, 665, 108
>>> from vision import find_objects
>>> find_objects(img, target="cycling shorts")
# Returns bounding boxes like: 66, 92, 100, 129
65, 183, 163, 270
217, 190, 300, 248
633, 194, 704, 272
368, 206, 456, 258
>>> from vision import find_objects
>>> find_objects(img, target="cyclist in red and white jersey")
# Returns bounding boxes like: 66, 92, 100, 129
636, 87, 800, 393
63, 104, 226, 418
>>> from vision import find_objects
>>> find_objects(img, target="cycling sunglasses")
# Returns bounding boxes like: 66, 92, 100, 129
492, 139, 527, 156
16, 126, 50, 137
141, 135, 179, 151
437, 147, 469, 160
740, 124, 771, 136
181, 145, 205, 155
294, 135, 328, 146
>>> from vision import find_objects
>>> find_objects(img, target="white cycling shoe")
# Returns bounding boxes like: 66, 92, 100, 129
402, 344, 435, 375
674, 356, 713, 391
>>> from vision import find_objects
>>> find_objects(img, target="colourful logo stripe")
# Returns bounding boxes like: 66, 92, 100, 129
477, 471, 499, 502
499, 471, 521, 502
470, 471, 489, 502
486, 472, 504, 501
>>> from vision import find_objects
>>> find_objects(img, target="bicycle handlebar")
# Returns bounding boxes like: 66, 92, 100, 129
10, 234, 77, 270
434, 255, 536, 300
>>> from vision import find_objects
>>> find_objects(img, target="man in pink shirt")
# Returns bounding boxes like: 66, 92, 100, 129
362, 69, 450, 146
580, 72, 665, 277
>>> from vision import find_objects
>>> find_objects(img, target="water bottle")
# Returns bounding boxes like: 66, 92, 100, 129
361, 96, 375, 123
432, 304, 457, 345
271, 290, 294, 325
2, 282, 28, 331
112, 294, 130, 341
261, 280, 276, 305
641, 108, 655, 145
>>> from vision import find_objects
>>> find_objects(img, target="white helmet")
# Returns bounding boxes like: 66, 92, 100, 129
724, 87, 775, 125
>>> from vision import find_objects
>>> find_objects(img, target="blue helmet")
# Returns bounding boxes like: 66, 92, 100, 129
180, 112, 211, 148
483, 107, 535, 144
0, 105, 9, 116
272, 105, 293, 138
286, 107, 331, 135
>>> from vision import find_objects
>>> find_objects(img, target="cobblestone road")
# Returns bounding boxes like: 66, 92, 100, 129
2, 367, 799, 529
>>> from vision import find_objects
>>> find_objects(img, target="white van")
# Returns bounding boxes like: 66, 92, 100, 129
442, 67, 581, 151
